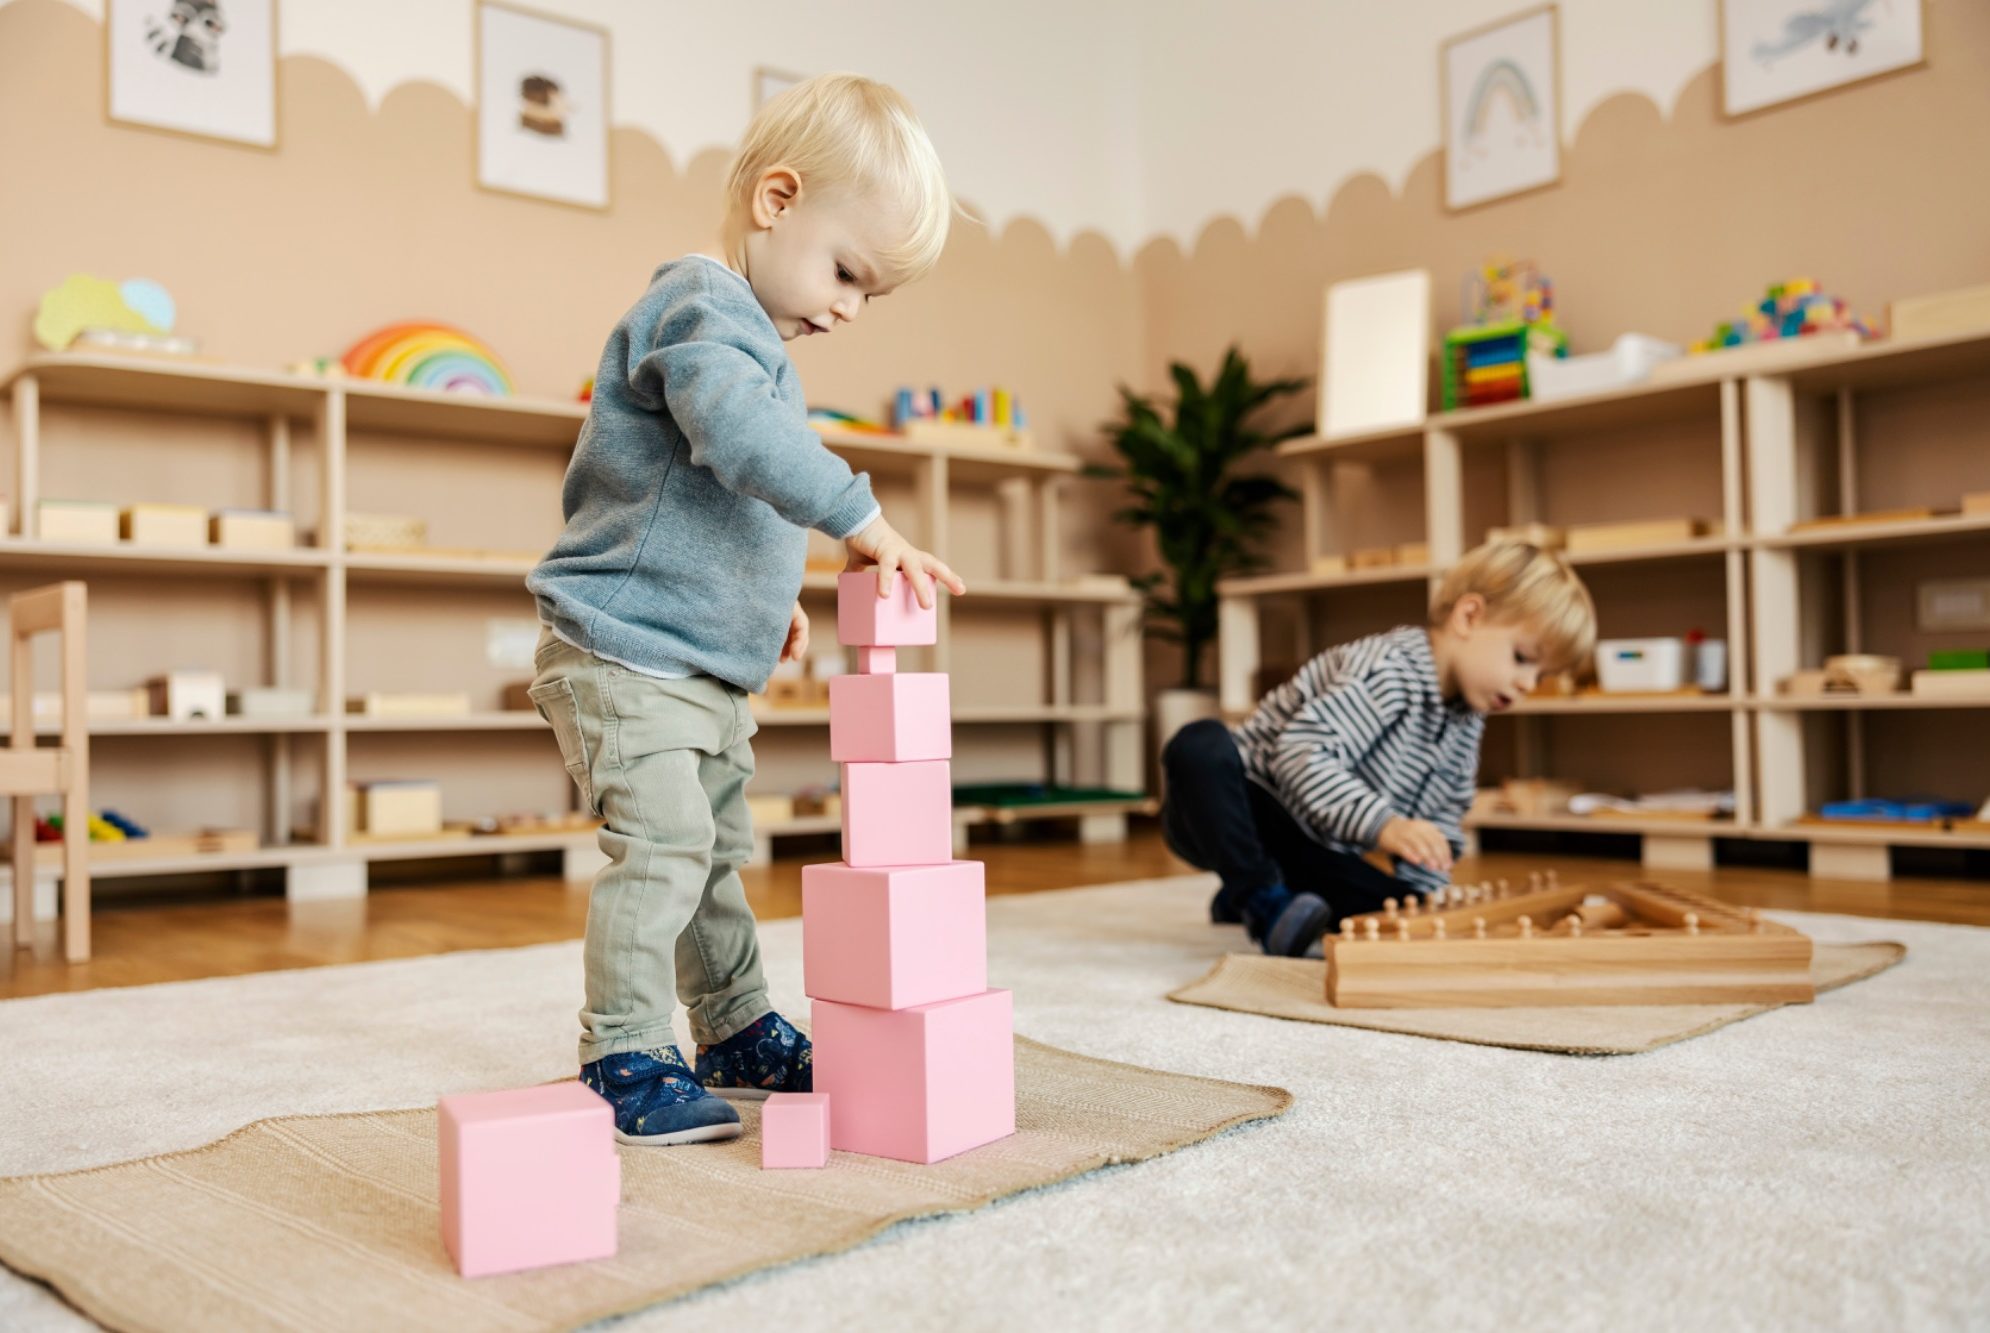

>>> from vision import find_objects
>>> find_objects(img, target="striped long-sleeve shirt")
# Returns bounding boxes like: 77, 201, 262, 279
1232, 626, 1484, 895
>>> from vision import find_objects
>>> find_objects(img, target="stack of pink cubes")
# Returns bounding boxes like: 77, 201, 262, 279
800, 572, 1016, 1165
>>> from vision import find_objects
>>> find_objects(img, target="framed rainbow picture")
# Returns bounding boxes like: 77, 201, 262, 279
1441, 5, 1561, 212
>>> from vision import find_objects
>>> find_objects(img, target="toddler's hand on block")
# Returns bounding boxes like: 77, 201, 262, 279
779, 601, 810, 663
1377, 817, 1453, 873
844, 516, 968, 609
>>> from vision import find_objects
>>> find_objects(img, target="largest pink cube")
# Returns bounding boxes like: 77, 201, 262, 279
812, 989, 1015, 1164
841, 760, 953, 867
438, 1081, 619, 1277
829, 672, 951, 762
837, 571, 939, 647
802, 860, 986, 1008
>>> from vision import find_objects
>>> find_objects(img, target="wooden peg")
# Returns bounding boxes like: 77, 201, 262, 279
1528, 872, 1542, 892
1396, 920, 1411, 941
1497, 878, 1510, 897
1566, 916, 1583, 937
1684, 912, 1700, 936
1405, 896, 1421, 916
1518, 915, 1534, 938
1365, 919, 1380, 941
1545, 868, 1560, 889
1340, 918, 1355, 940
1383, 897, 1399, 918
1432, 918, 1448, 939
1473, 917, 1488, 939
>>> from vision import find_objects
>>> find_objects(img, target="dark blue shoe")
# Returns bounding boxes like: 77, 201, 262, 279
695, 1011, 812, 1102
1209, 886, 1244, 925
1263, 892, 1331, 958
581, 1047, 742, 1146
1240, 882, 1295, 943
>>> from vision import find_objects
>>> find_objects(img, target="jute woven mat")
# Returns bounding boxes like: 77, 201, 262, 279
1168, 941, 1906, 1055
0, 1037, 1289, 1333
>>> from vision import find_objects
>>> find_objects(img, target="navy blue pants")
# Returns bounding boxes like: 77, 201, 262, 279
1160, 719, 1416, 920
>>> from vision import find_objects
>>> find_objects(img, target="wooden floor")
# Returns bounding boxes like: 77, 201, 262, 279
3, 828, 1984, 999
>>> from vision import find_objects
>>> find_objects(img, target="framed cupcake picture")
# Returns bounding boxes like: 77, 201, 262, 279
475, 1, 612, 210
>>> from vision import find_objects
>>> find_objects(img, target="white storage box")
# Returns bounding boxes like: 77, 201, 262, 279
1595, 638, 1686, 693
1527, 334, 1681, 403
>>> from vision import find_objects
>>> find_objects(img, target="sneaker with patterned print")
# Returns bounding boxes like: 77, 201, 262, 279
695, 1011, 813, 1101
580, 1046, 742, 1146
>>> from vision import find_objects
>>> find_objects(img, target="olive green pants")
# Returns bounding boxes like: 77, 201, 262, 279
528, 628, 771, 1065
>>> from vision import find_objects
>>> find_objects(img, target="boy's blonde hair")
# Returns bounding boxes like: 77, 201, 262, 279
1430, 540, 1597, 672
724, 73, 954, 286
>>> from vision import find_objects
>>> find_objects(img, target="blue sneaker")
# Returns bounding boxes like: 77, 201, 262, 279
695, 1011, 812, 1101
580, 1047, 742, 1146
1209, 886, 1244, 925
1242, 882, 1330, 958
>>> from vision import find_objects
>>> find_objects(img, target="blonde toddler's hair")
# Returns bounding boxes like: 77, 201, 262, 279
1430, 540, 1597, 672
724, 73, 954, 285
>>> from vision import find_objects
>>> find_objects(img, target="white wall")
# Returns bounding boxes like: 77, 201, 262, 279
27, 0, 1726, 252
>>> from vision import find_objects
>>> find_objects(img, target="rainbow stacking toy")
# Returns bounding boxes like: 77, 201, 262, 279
791, 572, 1017, 1166
339, 321, 515, 396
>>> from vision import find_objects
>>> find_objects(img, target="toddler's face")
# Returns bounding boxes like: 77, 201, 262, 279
744, 188, 898, 342
1452, 615, 1545, 715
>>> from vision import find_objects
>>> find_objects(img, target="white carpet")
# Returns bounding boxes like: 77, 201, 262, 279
2, 875, 1987, 1331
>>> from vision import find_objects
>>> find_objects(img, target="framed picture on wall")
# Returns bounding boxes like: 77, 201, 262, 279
1440, 5, 1561, 212
105, 0, 278, 148
476, 1, 610, 211
755, 67, 805, 110
1719, 0, 1926, 118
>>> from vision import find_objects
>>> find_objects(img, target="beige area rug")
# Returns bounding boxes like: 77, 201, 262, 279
0, 1039, 1285, 1333
1170, 941, 1907, 1055
2, 874, 1986, 1329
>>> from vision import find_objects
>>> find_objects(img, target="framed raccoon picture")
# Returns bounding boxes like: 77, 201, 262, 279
475, 1, 612, 211
106, 0, 278, 148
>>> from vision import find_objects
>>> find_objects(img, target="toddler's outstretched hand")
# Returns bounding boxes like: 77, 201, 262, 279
779, 601, 810, 663
844, 516, 967, 608
1377, 816, 1454, 873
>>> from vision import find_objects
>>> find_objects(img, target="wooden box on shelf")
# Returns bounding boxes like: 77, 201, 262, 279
1912, 668, 1990, 699
229, 688, 316, 718
1965, 491, 1990, 518
346, 512, 428, 552
1487, 522, 1567, 550
902, 420, 1034, 452
147, 670, 226, 721
349, 692, 473, 718
348, 780, 444, 838
120, 503, 209, 549
38, 500, 119, 545
1564, 517, 1715, 553
211, 509, 296, 550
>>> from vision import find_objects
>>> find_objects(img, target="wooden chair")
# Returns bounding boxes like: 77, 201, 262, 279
7, 582, 89, 962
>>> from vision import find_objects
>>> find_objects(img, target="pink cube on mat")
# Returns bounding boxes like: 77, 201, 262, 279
829, 672, 951, 763
437, 1081, 619, 1277
761, 1093, 833, 1169
837, 571, 939, 647
813, 988, 1015, 1164
841, 759, 954, 867
802, 860, 987, 1009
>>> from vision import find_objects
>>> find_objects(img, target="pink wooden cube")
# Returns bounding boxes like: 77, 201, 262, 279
761, 1093, 832, 1169
856, 646, 897, 674
437, 1081, 619, 1277
812, 989, 1015, 1164
841, 760, 954, 867
829, 673, 951, 763
802, 860, 986, 1008
837, 571, 939, 647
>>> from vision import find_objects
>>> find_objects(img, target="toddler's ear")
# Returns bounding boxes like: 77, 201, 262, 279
751, 166, 803, 228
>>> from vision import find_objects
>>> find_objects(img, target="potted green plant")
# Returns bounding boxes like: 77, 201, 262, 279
1091, 345, 1306, 746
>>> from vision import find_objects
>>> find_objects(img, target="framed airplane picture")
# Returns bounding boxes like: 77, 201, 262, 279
1720, 0, 1927, 118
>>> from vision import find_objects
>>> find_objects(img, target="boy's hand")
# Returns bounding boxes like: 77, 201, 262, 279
1377, 817, 1454, 873
844, 515, 967, 609
779, 601, 810, 663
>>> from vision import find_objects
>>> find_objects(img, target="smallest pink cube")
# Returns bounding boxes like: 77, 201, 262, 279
837, 571, 939, 647
761, 1092, 832, 1169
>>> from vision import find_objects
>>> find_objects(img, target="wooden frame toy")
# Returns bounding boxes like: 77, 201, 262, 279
1324, 872, 1814, 1008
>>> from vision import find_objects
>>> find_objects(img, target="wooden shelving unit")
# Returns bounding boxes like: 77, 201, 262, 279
0, 354, 1145, 907
1219, 329, 1990, 881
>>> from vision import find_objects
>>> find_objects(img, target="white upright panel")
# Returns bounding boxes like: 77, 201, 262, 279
1320, 270, 1430, 440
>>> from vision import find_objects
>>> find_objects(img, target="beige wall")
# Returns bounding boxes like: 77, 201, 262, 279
3, 0, 1987, 830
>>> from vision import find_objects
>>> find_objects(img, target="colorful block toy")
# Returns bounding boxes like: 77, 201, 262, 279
841, 759, 954, 866
812, 989, 1016, 1164
836, 571, 938, 647
437, 1081, 619, 1277
802, 861, 987, 1008
829, 672, 951, 762
761, 1093, 833, 1169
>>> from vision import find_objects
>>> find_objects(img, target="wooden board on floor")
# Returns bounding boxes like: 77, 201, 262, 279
1323, 877, 1814, 1008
